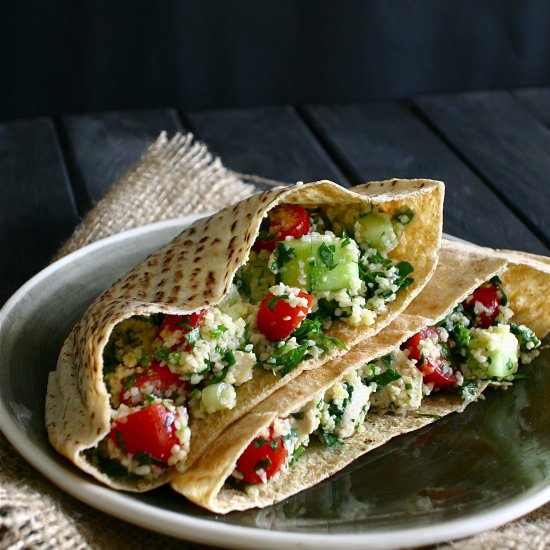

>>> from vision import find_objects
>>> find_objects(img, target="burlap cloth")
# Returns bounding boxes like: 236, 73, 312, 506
1, 132, 549, 549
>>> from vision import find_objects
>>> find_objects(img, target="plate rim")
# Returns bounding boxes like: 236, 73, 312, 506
1, 218, 549, 549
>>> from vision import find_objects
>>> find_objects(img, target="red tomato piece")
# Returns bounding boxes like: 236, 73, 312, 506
257, 290, 313, 341
120, 361, 190, 405
158, 310, 204, 351
236, 428, 288, 484
108, 403, 180, 463
254, 204, 311, 251
463, 283, 501, 328
404, 326, 456, 388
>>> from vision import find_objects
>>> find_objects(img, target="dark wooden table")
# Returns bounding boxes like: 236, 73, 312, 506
1, 88, 550, 306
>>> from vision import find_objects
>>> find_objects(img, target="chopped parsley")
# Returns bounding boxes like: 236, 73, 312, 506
460, 379, 480, 401
124, 374, 138, 390
370, 367, 401, 388
393, 206, 415, 225
210, 325, 228, 338
115, 432, 126, 455
318, 432, 343, 447
273, 242, 296, 271
319, 243, 337, 270
289, 445, 305, 467
510, 323, 541, 352
267, 343, 309, 376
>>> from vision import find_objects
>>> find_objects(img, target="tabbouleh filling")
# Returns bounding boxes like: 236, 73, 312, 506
228, 276, 541, 491
93, 202, 417, 479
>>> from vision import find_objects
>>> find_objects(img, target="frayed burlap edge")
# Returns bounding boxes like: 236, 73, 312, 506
2, 130, 548, 549
53, 132, 286, 260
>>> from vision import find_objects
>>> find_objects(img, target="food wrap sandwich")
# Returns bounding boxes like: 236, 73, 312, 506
174, 239, 550, 513
46, 179, 443, 491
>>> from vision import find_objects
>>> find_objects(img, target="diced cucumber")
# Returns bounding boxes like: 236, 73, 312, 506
355, 211, 398, 252
275, 238, 360, 292
467, 325, 519, 379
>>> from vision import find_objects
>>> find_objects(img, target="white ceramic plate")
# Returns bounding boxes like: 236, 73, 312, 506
1, 216, 549, 549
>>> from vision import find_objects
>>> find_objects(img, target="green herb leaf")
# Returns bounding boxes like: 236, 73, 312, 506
269, 343, 309, 377
393, 206, 415, 225
394, 261, 415, 291
155, 346, 171, 363
254, 438, 269, 448
460, 379, 479, 401
510, 323, 541, 352
211, 325, 228, 338
319, 243, 337, 270
267, 294, 287, 311
124, 374, 137, 390
289, 445, 305, 467
143, 392, 155, 403
318, 432, 343, 447
115, 432, 126, 455
371, 368, 401, 387
274, 242, 296, 270
184, 327, 201, 348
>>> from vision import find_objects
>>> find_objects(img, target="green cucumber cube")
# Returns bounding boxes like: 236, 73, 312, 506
355, 211, 398, 253
467, 325, 519, 379
276, 237, 360, 292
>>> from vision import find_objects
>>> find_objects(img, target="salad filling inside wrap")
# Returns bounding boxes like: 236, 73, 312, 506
172, 240, 550, 513
46, 179, 443, 490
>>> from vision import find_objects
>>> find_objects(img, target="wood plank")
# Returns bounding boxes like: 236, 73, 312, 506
0, 117, 79, 304
184, 105, 347, 186
514, 88, 550, 128
302, 102, 548, 254
414, 91, 550, 248
59, 109, 182, 214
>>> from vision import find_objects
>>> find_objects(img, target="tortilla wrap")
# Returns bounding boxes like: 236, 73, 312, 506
173, 239, 550, 513
46, 179, 443, 491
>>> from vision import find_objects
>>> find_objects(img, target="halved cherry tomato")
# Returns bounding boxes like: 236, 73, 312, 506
158, 310, 205, 351
404, 326, 456, 388
108, 403, 180, 463
120, 361, 190, 405
236, 427, 288, 484
254, 204, 311, 251
257, 290, 313, 341
463, 283, 501, 328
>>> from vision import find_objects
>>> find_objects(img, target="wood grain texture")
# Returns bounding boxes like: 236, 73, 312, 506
185, 105, 347, 186
414, 91, 550, 248
59, 109, 182, 214
301, 102, 547, 254
0, 118, 79, 304
514, 87, 550, 128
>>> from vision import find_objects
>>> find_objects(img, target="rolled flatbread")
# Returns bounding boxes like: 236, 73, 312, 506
173, 239, 550, 512
46, 179, 444, 490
